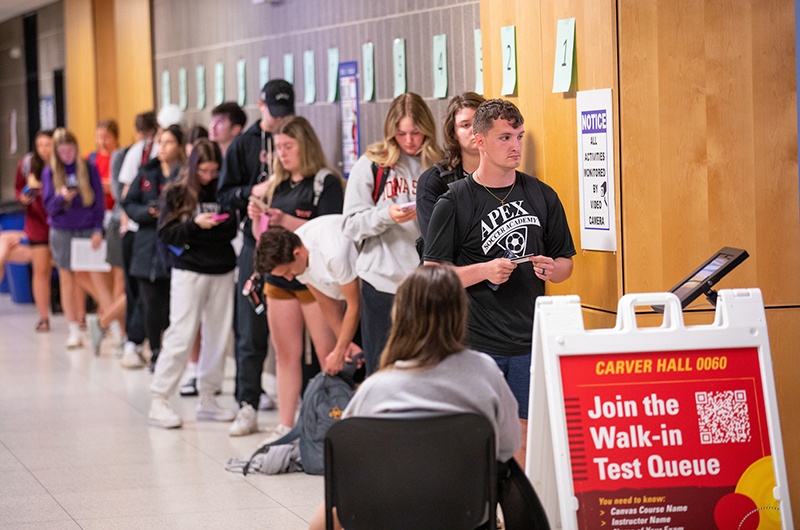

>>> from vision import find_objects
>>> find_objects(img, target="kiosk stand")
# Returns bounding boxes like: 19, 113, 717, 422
527, 289, 792, 530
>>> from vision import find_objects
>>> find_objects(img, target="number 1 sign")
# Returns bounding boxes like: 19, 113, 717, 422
553, 17, 576, 93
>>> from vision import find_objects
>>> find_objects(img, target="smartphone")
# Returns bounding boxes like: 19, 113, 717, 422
212, 213, 230, 222
399, 201, 416, 211
22, 185, 38, 197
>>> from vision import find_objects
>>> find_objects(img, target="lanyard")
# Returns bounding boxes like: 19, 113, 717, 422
259, 129, 272, 184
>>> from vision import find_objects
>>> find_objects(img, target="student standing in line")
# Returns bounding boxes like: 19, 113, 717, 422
117, 111, 158, 369
218, 79, 294, 437
41, 128, 106, 349
307, 265, 522, 530
0, 130, 54, 332
424, 99, 576, 466
148, 139, 238, 428
416, 92, 485, 247
246, 116, 343, 442
86, 120, 125, 353
341, 92, 442, 375
122, 125, 185, 372
209, 102, 247, 158
253, 218, 361, 376
185, 126, 209, 158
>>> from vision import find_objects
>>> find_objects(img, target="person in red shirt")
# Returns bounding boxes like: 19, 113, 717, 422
0, 130, 54, 331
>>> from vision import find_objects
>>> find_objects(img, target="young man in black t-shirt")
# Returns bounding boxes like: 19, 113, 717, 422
424, 99, 576, 465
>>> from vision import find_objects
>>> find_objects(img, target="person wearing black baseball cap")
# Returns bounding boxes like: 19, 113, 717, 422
217, 79, 295, 436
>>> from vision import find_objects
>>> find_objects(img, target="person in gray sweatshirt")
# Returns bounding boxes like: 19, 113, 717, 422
341, 93, 442, 375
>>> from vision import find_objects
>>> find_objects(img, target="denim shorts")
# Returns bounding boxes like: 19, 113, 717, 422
488, 353, 531, 420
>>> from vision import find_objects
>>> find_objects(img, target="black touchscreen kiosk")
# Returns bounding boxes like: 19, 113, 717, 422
652, 247, 749, 312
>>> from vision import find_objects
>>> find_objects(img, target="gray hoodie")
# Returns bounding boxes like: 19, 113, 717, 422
342, 152, 423, 294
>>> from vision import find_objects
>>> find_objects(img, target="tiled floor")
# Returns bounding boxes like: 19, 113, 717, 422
0, 295, 320, 529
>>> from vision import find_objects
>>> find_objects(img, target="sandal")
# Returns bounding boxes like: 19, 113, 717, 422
36, 318, 50, 332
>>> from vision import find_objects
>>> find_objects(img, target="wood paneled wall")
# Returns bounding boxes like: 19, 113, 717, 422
64, 0, 152, 152
479, 0, 622, 312
64, 0, 97, 152
619, 1, 800, 524
152, 0, 480, 169
482, 0, 799, 525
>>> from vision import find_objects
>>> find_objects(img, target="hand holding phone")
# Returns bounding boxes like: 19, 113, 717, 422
399, 201, 417, 212
248, 195, 268, 212
212, 213, 229, 222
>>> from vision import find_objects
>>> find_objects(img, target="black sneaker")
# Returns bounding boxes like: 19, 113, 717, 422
179, 378, 198, 397
149, 349, 160, 374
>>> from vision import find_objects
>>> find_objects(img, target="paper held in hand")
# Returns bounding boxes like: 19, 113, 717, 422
70, 238, 111, 272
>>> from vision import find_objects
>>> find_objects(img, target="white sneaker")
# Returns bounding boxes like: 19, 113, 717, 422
120, 342, 146, 369
258, 423, 293, 446
148, 397, 182, 428
66, 323, 83, 349
258, 392, 276, 411
228, 403, 258, 436
196, 394, 236, 422
108, 320, 123, 349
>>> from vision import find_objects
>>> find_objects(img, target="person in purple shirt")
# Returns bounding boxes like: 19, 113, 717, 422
42, 128, 107, 349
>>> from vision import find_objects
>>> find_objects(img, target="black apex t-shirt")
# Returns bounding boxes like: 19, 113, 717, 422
424, 171, 576, 356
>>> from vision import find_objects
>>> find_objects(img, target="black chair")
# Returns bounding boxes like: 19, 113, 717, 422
324, 413, 497, 530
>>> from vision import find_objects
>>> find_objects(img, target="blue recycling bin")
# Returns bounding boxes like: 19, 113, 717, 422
4, 262, 34, 304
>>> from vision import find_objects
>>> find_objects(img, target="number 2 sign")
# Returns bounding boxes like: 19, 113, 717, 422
500, 25, 516, 95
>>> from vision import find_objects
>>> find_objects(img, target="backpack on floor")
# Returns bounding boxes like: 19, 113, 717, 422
241, 355, 361, 476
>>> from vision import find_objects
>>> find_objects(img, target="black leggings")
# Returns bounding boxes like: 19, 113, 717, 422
137, 277, 170, 351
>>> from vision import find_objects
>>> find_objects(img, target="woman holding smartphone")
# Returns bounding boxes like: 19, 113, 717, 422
41, 128, 106, 348
0, 130, 54, 332
341, 92, 442, 375
122, 125, 184, 371
246, 115, 343, 442
147, 139, 238, 428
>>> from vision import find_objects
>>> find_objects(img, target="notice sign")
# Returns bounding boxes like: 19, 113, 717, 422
561, 347, 779, 530
577, 89, 616, 251
339, 61, 360, 178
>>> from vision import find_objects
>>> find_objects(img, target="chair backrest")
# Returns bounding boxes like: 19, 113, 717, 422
324, 413, 497, 530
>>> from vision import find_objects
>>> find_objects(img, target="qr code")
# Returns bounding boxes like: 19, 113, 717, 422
696, 390, 750, 444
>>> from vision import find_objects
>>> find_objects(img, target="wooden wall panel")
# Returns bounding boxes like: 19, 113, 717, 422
94, 0, 119, 124
64, 0, 97, 153
619, 0, 800, 308
114, 0, 153, 146
479, 0, 621, 312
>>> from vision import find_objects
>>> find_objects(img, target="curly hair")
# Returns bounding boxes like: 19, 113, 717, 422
472, 99, 524, 136
253, 226, 302, 275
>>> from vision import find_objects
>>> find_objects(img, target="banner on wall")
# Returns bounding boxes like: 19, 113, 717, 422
339, 61, 360, 179
526, 290, 793, 530
576, 88, 616, 251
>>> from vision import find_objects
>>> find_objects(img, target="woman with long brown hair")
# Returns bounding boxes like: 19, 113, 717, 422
41, 128, 107, 348
146, 138, 238, 428
308, 265, 522, 530
246, 115, 344, 443
341, 92, 442, 376
416, 91, 485, 244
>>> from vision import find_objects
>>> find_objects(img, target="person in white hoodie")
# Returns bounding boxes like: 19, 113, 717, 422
342, 93, 442, 375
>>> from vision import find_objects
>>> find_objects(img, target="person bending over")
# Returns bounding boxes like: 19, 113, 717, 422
254, 218, 361, 377
308, 265, 522, 530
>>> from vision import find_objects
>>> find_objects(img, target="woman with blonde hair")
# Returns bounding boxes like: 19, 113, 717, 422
341, 92, 442, 375
308, 265, 522, 530
247, 115, 344, 442
42, 128, 107, 348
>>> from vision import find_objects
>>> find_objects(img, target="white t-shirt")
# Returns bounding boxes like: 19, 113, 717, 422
295, 214, 358, 301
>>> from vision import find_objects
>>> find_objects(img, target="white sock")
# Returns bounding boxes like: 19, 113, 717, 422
68, 322, 80, 335
186, 362, 198, 378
